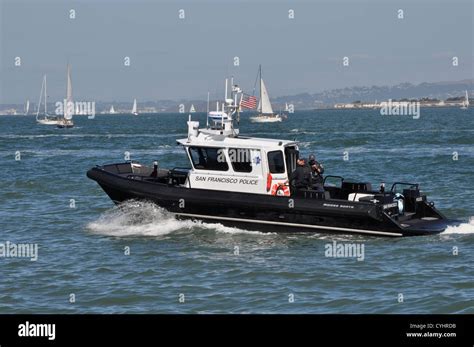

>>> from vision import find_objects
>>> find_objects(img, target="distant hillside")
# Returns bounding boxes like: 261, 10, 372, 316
272, 79, 474, 109
1, 79, 472, 113
165, 79, 473, 112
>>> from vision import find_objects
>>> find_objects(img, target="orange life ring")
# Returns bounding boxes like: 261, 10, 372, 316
271, 183, 290, 196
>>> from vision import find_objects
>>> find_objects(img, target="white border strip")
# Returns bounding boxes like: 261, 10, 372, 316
175, 212, 403, 237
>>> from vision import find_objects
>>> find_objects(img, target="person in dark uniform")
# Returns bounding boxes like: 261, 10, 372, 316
290, 158, 312, 191
308, 154, 325, 191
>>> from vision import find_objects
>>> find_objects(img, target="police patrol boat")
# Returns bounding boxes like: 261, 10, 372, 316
87, 79, 454, 237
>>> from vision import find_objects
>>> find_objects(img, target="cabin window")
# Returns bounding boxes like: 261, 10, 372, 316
189, 147, 229, 171
285, 146, 298, 174
267, 151, 285, 174
228, 148, 253, 173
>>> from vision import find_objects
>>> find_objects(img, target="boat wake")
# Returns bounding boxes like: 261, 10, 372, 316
86, 202, 474, 238
441, 217, 474, 235
86, 201, 194, 237
86, 200, 270, 237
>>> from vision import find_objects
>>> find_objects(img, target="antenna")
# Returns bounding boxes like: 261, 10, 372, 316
187, 114, 192, 141
225, 77, 234, 105
259, 65, 262, 109
235, 92, 240, 127
206, 91, 210, 127
231, 76, 234, 100
225, 78, 228, 101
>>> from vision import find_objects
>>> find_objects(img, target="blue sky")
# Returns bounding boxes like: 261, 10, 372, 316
1, 0, 473, 103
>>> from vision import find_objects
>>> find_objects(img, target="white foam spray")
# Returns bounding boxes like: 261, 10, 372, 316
87, 201, 269, 237
442, 217, 474, 235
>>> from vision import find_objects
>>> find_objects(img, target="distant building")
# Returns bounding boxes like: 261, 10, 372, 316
334, 98, 466, 109
1, 108, 18, 115
334, 102, 379, 109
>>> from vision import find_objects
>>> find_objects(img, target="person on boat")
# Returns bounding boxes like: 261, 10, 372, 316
290, 158, 312, 191
150, 161, 159, 178
308, 154, 325, 192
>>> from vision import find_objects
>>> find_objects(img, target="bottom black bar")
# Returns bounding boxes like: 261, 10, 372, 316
0, 314, 472, 346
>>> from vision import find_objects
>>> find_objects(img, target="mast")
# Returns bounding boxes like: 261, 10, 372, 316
206, 91, 210, 127
36, 76, 45, 120
259, 65, 262, 113
65, 64, 73, 120
44, 75, 48, 114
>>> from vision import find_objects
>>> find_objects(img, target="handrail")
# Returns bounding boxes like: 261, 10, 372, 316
390, 182, 419, 193
171, 167, 192, 172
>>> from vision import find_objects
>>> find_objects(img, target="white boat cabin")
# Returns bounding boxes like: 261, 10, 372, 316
177, 116, 298, 196
173, 78, 299, 196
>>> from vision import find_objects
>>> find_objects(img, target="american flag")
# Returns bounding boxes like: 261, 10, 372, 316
240, 94, 257, 109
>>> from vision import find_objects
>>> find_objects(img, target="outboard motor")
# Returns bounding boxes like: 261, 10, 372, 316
394, 193, 405, 215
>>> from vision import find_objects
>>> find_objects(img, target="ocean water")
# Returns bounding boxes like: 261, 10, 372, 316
0, 108, 473, 314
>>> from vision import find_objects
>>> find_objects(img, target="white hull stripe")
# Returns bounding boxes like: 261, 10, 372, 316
174, 212, 403, 237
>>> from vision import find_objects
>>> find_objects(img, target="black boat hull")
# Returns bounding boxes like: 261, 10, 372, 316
87, 166, 454, 237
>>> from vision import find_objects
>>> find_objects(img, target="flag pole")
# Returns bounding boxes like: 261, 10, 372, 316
206, 91, 210, 128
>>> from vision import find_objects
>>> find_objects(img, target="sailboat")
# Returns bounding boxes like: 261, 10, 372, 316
461, 90, 469, 109
24, 100, 30, 115
36, 75, 60, 125
189, 104, 196, 113
132, 99, 138, 116
109, 105, 116, 114
57, 64, 74, 128
249, 65, 284, 123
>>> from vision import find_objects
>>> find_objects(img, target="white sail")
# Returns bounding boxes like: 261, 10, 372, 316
64, 64, 73, 120
25, 100, 30, 115
260, 78, 273, 114
252, 65, 283, 122
189, 104, 196, 113
132, 99, 137, 114
461, 90, 469, 109
36, 75, 60, 125
285, 102, 289, 112
36, 75, 46, 121
110, 105, 116, 114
